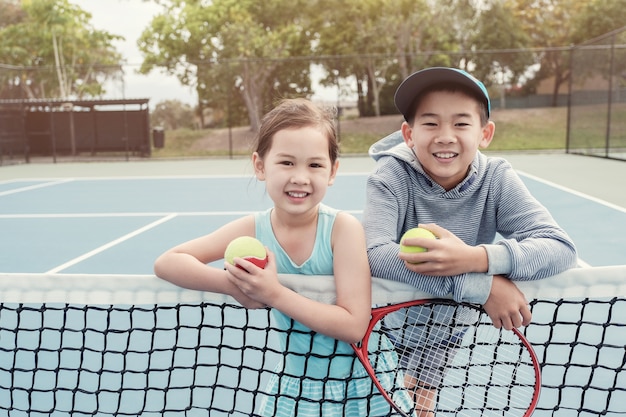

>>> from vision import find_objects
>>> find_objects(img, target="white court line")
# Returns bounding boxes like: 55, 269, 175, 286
0, 210, 364, 219
516, 170, 625, 268
0, 178, 74, 197
0, 212, 180, 219
517, 170, 626, 213
6, 172, 613, 271
0, 179, 22, 185
0, 174, 255, 182
0, 211, 259, 219
45, 214, 178, 274
0, 172, 369, 182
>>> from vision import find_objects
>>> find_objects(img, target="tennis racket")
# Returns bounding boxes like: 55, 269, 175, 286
351, 299, 541, 417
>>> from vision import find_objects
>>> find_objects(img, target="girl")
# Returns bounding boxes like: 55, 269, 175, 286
154, 98, 409, 416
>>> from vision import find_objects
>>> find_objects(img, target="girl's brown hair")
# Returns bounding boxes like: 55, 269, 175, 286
254, 98, 339, 163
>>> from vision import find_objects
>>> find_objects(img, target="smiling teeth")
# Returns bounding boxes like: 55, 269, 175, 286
435, 152, 457, 159
288, 192, 307, 198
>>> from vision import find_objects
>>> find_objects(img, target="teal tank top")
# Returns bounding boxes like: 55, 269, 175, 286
255, 204, 356, 379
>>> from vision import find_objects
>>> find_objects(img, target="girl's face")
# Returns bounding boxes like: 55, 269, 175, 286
402, 90, 495, 191
253, 126, 338, 216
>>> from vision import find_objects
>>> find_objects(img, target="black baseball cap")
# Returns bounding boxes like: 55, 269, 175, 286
394, 67, 491, 121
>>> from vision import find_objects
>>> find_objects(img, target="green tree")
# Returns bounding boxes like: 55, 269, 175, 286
151, 99, 195, 130
0, 0, 123, 99
0, 0, 26, 98
510, 0, 587, 106
317, 0, 398, 117
315, 0, 486, 117
569, 1, 626, 90
315, 0, 443, 117
0, 0, 25, 28
139, 0, 316, 132
572, 0, 626, 43
471, 1, 533, 89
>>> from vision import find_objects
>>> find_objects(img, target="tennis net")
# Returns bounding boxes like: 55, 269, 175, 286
1, 266, 625, 416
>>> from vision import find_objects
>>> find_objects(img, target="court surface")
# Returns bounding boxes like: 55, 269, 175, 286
1, 152, 625, 417
1, 152, 625, 274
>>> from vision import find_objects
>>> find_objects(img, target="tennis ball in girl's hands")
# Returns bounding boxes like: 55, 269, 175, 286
224, 236, 268, 269
399, 227, 437, 254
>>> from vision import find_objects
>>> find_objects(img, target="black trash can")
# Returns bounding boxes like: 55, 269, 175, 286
153, 127, 165, 148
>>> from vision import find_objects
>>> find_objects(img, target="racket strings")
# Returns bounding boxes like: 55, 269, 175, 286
373, 303, 538, 417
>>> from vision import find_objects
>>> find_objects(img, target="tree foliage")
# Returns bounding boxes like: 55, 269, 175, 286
0, 0, 123, 99
2, 0, 626, 125
138, 0, 317, 131
572, 0, 626, 43
471, 0, 533, 88
470, 0, 624, 105
151, 99, 195, 130
0, 0, 26, 28
503, 0, 604, 104
314, 0, 471, 116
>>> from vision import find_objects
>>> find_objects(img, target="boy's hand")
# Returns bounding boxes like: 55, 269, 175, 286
483, 275, 532, 330
398, 223, 488, 276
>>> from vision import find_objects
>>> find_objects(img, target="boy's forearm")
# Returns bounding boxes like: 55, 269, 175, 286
481, 244, 513, 276
488, 234, 578, 280
367, 236, 500, 304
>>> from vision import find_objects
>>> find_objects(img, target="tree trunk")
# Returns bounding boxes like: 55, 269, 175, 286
240, 61, 262, 132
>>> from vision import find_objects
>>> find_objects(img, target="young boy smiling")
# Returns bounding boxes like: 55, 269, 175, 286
363, 67, 578, 329
363, 67, 578, 415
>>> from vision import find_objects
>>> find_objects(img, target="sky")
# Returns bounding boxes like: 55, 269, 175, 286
72, 0, 197, 107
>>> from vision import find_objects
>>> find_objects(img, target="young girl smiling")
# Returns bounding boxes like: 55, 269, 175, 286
155, 98, 410, 416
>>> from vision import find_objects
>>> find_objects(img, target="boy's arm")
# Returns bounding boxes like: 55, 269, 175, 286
488, 166, 579, 280
363, 172, 493, 304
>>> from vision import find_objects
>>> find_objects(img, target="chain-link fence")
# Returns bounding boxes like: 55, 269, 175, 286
3, 34, 626, 162
567, 26, 626, 161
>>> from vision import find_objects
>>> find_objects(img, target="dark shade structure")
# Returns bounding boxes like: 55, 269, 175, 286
0, 98, 150, 164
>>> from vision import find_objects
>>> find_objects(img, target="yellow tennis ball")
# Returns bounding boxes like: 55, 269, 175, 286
399, 227, 437, 254
224, 236, 268, 269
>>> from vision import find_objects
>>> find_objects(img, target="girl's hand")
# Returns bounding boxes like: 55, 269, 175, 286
398, 223, 488, 276
224, 249, 283, 307
229, 291, 267, 310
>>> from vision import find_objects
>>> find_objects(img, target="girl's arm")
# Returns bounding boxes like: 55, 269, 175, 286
154, 215, 264, 308
226, 212, 372, 344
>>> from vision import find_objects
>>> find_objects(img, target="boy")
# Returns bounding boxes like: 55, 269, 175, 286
364, 67, 577, 325
363, 66, 578, 414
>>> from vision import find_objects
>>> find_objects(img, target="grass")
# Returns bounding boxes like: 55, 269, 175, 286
151, 107, 570, 158
150, 129, 236, 158
488, 107, 568, 151
567, 103, 626, 151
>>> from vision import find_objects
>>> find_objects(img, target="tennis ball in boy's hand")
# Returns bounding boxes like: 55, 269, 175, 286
399, 227, 437, 254
224, 236, 268, 269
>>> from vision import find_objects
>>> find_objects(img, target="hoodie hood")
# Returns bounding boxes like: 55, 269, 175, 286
368, 130, 431, 179
368, 130, 411, 162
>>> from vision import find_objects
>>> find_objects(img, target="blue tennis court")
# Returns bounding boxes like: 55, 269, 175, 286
1, 155, 625, 417
0, 159, 624, 274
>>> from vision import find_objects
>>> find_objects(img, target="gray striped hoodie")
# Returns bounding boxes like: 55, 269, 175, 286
362, 130, 578, 304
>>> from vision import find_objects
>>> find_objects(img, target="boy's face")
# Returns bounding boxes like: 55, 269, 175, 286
401, 90, 495, 191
